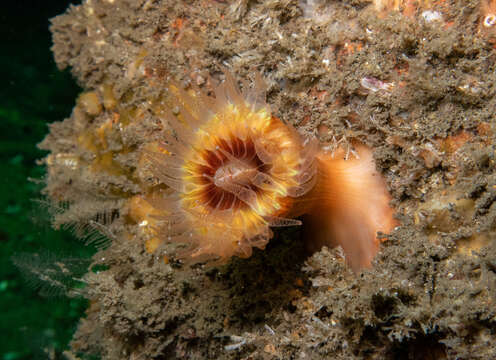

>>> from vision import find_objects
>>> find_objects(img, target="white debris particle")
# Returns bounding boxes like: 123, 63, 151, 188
361, 76, 394, 93
421, 10, 443, 23
484, 14, 496, 28
224, 335, 246, 351
264, 324, 275, 335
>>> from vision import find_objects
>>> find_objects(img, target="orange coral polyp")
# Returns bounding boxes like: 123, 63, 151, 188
146, 73, 398, 269
147, 73, 317, 260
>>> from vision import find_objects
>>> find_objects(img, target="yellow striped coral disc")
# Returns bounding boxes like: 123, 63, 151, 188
147, 72, 317, 260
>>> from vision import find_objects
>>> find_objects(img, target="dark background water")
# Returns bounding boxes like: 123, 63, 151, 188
0, 1, 92, 359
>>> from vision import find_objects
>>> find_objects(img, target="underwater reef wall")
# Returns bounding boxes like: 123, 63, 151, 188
41, 0, 496, 358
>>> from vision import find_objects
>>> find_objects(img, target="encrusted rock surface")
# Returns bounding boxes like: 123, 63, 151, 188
41, 0, 496, 358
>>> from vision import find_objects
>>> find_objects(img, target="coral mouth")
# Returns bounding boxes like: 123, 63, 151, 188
194, 135, 266, 212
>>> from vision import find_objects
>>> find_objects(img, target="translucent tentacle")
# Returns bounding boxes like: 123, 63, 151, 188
263, 215, 302, 227
253, 138, 274, 164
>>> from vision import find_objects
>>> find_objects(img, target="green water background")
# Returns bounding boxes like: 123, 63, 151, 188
0, 1, 93, 358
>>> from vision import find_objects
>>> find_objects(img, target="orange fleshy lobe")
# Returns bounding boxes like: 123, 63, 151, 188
294, 144, 398, 271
